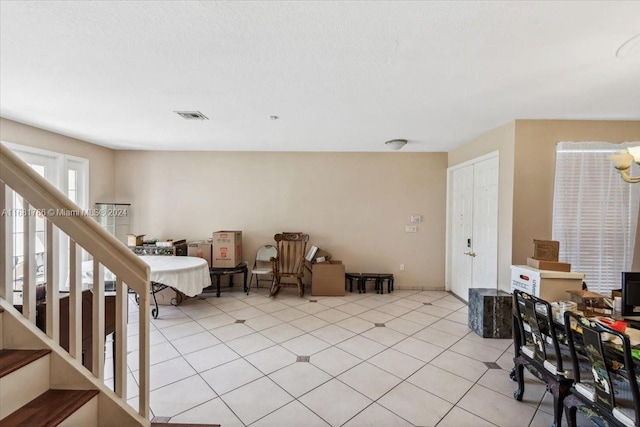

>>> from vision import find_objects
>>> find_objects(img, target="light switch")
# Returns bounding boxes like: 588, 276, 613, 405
405, 225, 418, 233
410, 215, 421, 223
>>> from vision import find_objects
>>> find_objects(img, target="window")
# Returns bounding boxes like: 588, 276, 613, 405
3, 142, 89, 291
552, 141, 640, 295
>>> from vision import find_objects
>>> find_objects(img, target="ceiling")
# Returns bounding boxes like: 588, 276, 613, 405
1, 1, 639, 152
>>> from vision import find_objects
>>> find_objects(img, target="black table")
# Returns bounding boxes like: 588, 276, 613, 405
208, 262, 249, 297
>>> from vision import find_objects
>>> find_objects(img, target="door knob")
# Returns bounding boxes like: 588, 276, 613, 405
464, 251, 477, 257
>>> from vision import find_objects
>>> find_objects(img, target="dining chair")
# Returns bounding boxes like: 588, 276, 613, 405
512, 290, 574, 427
563, 311, 640, 427
250, 244, 277, 291
269, 232, 309, 298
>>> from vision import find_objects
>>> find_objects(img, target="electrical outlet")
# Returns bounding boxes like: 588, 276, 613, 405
400, 264, 405, 271
410, 215, 421, 223
405, 225, 418, 233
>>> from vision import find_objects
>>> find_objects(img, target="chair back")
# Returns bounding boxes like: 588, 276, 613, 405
272, 232, 309, 276
564, 311, 640, 425
255, 245, 277, 265
513, 290, 565, 373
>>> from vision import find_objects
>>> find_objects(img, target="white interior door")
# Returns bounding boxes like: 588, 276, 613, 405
449, 155, 499, 301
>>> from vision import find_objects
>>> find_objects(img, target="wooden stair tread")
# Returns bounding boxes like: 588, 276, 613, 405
1, 389, 99, 426
0, 349, 51, 378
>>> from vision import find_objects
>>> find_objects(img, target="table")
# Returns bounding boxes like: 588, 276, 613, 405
81, 255, 211, 318
207, 262, 249, 297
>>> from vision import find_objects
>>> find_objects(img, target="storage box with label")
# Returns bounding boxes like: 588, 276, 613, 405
510, 265, 584, 302
188, 240, 213, 267
212, 231, 242, 268
311, 261, 345, 296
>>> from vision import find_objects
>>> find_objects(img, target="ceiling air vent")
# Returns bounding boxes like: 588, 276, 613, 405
175, 111, 209, 120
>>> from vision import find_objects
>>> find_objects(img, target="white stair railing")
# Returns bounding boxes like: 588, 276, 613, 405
0, 142, 150, 420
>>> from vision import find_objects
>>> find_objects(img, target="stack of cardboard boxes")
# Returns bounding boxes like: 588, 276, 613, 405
306, 246, 345, 296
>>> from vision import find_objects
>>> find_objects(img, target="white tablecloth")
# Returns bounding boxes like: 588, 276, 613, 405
81, 255, 211, 297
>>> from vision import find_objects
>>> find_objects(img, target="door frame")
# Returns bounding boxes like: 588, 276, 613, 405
445, 150, 499, 293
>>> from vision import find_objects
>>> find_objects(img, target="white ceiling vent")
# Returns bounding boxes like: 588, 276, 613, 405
175, 111, 209, 120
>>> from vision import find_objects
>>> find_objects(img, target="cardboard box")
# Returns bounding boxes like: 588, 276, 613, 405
305, 246, 332, 263
188, 241, 213, 267
212, 231, 242, 268
127, 234, 145, 246
526, 257, 571, 272
311, 261, 345, 296
566, 290, 613, 316
533, 239, 560, 261
510, 265, 584, 302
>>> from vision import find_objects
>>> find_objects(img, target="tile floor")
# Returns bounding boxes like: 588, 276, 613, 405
106, 286, 558, 427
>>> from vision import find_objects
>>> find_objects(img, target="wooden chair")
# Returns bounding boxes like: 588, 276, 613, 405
512, 290, 573, 427
563, 311, 640, 427
269, 232, 309, 297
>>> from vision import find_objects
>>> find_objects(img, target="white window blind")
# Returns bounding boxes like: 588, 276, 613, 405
552, 141, 640, 295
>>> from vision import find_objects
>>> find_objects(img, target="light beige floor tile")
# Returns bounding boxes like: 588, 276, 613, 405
299, 379, 372, 426
458, 305, 469, 314
357, 309, 396, 324
450, 338, 505, 362
432, 296, 466, 311
251, 400, 331, 427
338, 362, 403, 400
336, 317, 375, 334
407, 364, 473, 404
496, 349, 516, 370
536, 389, 555, 415
436, 407, 497, 427
183, 343, 240, 372
378, 381, 452, 426
313, 308, 352, 323
430, 350, 488, 382
336, 335, 387, 360
244, 313, 283, 331
400, 311, 439, 326
180, 304, 224, 320
465, 332, 514, 351
227, 306, 268, 320
392, 337, 444, 363
429, 318, 472, 337
315, 297, 349, 308
478, 368, 546, 409
200, 358, 264, 395
169, 397, 244, 427
150, 312, 192, 329
342, 402, 413, 427
416, 304, 454, 318
335, 302, 370, 316
391, 299, 424, 310
170, 331, 221, 355
279, 296, 312, 306
128, 341, 180, 371
405, 293, 439, 304
269, 362, 332, 397
296, 302, 332, 315
384, 317, 426, 336
354, 297, 387, 309
221, 377, 293, 425
368, 348, 425, 379
196, 313, 236, 330
158, 320, 206, 341
289, 315, 330, 332
149, 375, 217, 418
375, 303, 412, 317
361, 326, 407, 347
457, 384, 536, 427
134, 356, 196, 391
310, 346, 363, 376
260, 323, 305, 343
281, 334, 331, 356
445, 310, 469, 325
412, 326, 462, 348
310, 324, 356, 345
529, 409, 555, 427
225, 332, 275, 356
244, 345, 298, 374
271, 307, 308, 322
215, 300, 252, 313
209, 323, 255, 341
256, 300, 290, 314
127, 329, 167, 352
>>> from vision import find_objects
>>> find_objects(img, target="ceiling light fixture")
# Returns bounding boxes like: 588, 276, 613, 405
385, 139, 408, 150
175, 111, 209, 120
610, 146, 640, 183
616, 32, 640, 58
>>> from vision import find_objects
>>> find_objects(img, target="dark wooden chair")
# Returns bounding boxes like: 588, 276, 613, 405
269, 232, 309, 297
563, 311, 640, 427
512, 290, 573, 427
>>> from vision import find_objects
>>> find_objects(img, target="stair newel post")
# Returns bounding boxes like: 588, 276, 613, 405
68, 240, 82, 361
114, 277, 127, 398
45, 221, 59, 342
22, 198, 36, 323
91, 259, 105, 379
138, 281, 151, 419
0, 183, 13, 302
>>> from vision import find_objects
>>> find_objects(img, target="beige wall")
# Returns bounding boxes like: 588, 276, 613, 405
447, 121, 516, 292
512, 120, 640, 270
114, 151, 448, 288
0, 118, 116, 204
